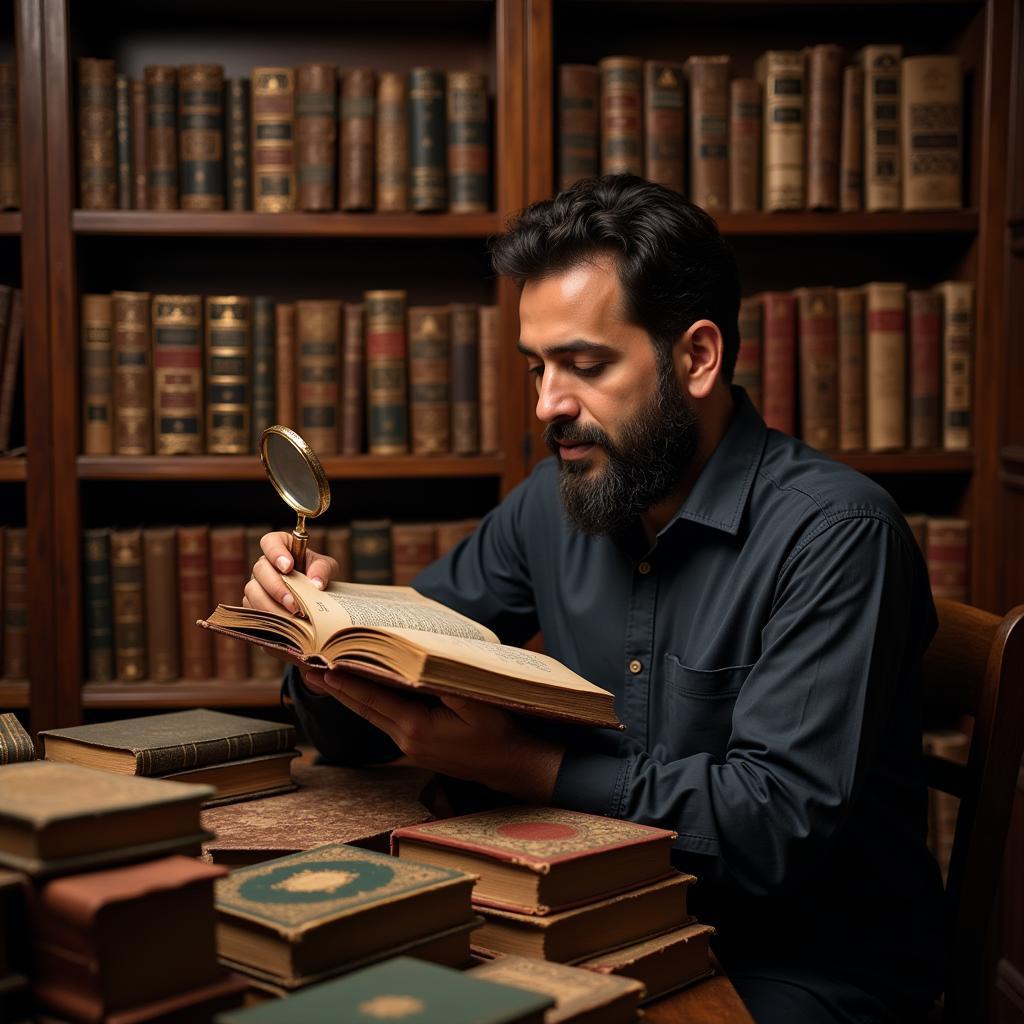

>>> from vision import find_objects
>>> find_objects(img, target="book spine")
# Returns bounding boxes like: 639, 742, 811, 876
376, 72, 409, 212
153, 294, 203, 455
274, 302, 296, 430
82, 528, 114, 682
341, 303, 366, 455
178, 526, 212, 679
805, 44, 842, 210
479, 305, 501, 454
80, 293, 113, 455
408, 306, 451, 455
795, 286, 838, 450
206, 296, 252, 454
447, 70, 489, 213
115, 74, 132, 209
296, 300, 342, 454
600, 56, 643, 176
0, 65, 19, 210
686, 55, 730, 211
0, 710, 33, 763
839, 65, 864, 212
179, 64, 225, 210
251, 296, 277, 449
435, 519, 478, 557
409, 68, 447, 212
450, 303, 480, 455
908, 289, 942, 449
905, 513, 928, 552
735, 297, 763, 411
111, 528, 146, 682
837, 287, 866, 451
365, 290, 409, 454
245, 526, 285, 678
295, 64, 337, 212
327, 526, 352, 580
859, 45, 902, 211
252, 67, 296, 213
351, 520, 393, 585
937, 280, 973, 450
925, 517, 969, 601
143, 527, 179, 681
865, 281, 907, 451
3, 528, 26, 679
78, 58, 117, 210
757, 50, 805, 211
760, 292, 796, 435
130, 79, 147, 210
558, 64, 599, 191
210, 526, 249, 681
112, 291, 153, 455
643, 62, 685, 193
225, 78, 251, 211
0, 289, 21, 452
340, 69, 376, 211
391, 523, 437, 586
145, 65, 178, 210
901, 55, 962, 211
728, 78, 760, 212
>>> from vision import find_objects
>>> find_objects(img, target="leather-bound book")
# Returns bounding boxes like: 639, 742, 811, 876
210, 526, 249, 680
447, 71, 489, 212
409, 68, 447, 211
408, 306, 451, 455
865, 281, 907, 451
340, 69, 376, 211
936, 280, 973, 450
392, 523, 436, 586
837, 287, 866, 451
296, 299, 341, 454
758, 291, 796, 435
115, 74, 131, 209
251, 67, 296, 213
153, 294, 203, 455
179, 64, 224, 210
450, 303, 480, 455
365, 290, 408, 454
246, 525, 286, 679
296, 63, 337, 212
735, 297, 763, 411
225, 78, 251, 211
599, 56, 643, 176
0, 712, 33, 764
80, 293, 113, 455
83, 528, 114, 682
902, 55, 962, 211
435, 519, 478, 557
376, 72, 409, 212
144, 65, 178, 210
111, 528, 146, 682
558, 64, 599, 190
925, 517, 969, 602
274, 302, 296, 429
351, 519, 392, 585
178, 525, 213, 679
112, 291, 153, 455
251, 296, 276, 450
908, 289, 941, 449
839, 64, 864, 212
206, 296, 252, 454
479, 305, 500, 454
805, 44, 842, 210
856, 45, 902, 211
143, 527, 179, 681
78, 58, 116, 210
643, 61, 685, 193
341, 303, 365, 455
2, 528, 26, 680
130, 78, 147, 209
684, 55, 730, 211
756, 50, 805, 211
729, 78, 760, 212
327, 526, 352, 581
0, 65, 19, 210
795, 286, 838, 450
0, 288, 22, 452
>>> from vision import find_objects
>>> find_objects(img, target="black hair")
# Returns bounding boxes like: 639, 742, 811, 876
490, 174, 742, 381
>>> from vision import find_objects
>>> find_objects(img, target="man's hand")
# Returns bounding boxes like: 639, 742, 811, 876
304, 668, 565, 803
244, 530, 338, 616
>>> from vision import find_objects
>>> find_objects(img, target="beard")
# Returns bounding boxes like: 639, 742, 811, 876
544, 354, 700, 536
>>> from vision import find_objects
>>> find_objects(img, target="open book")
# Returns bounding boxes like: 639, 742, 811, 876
198, 573, 621, 730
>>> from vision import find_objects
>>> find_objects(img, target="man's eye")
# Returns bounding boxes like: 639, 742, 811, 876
527, 364, 543, 377
572, 363, 606, 378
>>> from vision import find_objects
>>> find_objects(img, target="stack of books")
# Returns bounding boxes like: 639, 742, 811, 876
392, 807, 715, 1000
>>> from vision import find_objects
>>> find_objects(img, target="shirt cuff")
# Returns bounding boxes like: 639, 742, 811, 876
551, 748, 630, 818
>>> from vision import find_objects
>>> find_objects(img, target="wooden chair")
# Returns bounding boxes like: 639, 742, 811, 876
922, 598, 1024, 1023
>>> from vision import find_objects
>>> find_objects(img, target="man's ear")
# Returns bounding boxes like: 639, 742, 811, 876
676, 319, 723, 400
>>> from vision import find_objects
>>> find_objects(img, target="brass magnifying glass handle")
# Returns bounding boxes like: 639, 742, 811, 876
290, 515, 309, 570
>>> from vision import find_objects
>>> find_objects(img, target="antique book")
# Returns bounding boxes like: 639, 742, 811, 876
206, 296, 252, 454
599, 56, 643, 176
296, 299, 341, 453
83, 528, 114, 681
341, 303, 366, 455
351, 519, 393, 585
78, 58, 116, 210
435, 519, 479, 557
729, 78, 760, 212
0, 288, 21, 453
0, 762, 212, 877
448, 70, 489, 213
409, 68, 447, 212
479, 305, 501, 453
211, 526, 250, 680
925, 517, 969, 602
908, 289, 942, 448
936, 280, 973, 450
472, 954, 645, 1024
0, 65, 19, 210
214, 844, 477, 983
115, 74, 131, 209
392, 524, 436, 587
111, 528, 146, 682
366, 290, 409, 453
274, 302, 296, 429
246, 525, 288, 679
0, 714, 33, 765
341, 69, 376, 211
226, 77, 251, 211
865, 281, 907, 451
376, 72, 409, 212
684, 55, 730, 211
837, 286, 867, 451
758, 291, 796, 435
112, 291, 153, 455
200, 572, 620, 729
558, 64, 599, 190
152, 293, 203, 454
839, 64, 864, 212
643, 62, 685, 194
857, 45, 902, 211
130, 77, 147, 209
251, 296, 276, 449
179, 64, 225, 210
144, 65, 178, 210
178, 525, 213, 678
734, 297, 762, 411
327, 525, 353, 581
473, 873, 695, 963
451, 303, 480, 455
1, 528, 25, 679
409, 306, 452, 455
393, 807, 675, 915
143, 527, 179, 681
805, 44, 842, 210
295, 63, 337, 212
214, 956, 552, 1024
252, 67, 296, 213
795, 286, 838, 451
756, 50, 805, 211
901, 55, 962, 211
80, 293, 114, 455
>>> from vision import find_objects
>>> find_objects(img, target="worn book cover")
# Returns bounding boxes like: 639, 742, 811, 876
392, 807, 675, 914
215, 843, 477, 981
0, 713, 33, 764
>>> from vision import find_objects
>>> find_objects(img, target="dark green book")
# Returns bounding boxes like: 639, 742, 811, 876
179, 64, 225, 210
251, 296, 276, 451
82, 528, 114, 682
409, 68, 447, 211
225, 78, 251, 211
350, 519, 392, 585
214, 956, 552, 1024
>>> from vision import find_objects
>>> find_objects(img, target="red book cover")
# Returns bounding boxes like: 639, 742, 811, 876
210, 527, 248, 680
909, 290, 941, 449
758, 292, 796, 435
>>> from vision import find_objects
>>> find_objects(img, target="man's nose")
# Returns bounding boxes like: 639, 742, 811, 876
534, 371, 581, 424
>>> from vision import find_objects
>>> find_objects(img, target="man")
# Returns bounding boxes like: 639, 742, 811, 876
246, 176, 944, 1023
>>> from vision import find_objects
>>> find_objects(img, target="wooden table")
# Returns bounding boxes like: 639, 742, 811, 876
645, 961, 755, 1024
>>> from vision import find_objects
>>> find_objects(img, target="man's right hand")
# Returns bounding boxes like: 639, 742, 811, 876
243, 531, 338, 616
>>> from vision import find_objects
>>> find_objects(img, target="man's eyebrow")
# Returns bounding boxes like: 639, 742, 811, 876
515, 339, 618, 358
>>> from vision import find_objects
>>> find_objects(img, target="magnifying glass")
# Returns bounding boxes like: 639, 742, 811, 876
258, 425, 331, 570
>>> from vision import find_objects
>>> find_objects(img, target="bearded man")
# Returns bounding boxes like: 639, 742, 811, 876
246, 176, 944, 1024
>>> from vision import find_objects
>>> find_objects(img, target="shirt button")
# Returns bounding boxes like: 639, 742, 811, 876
628, 659, 643, 675
637, 561, 651, 575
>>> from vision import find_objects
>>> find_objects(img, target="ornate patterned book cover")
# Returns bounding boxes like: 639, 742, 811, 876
0, 712, 33, 764
857, 45, 902, 212
644, 61, 685, 194
252, 68, 296, 213
80, 293, 113, 455
179, 64, 224, 210
226, 78, 251, 211
351, 519, 393, 586
296, 63, 337, 212
795, 286, 838, 451
447, 70, 489, 213
112, 291, 153, 455
376, 72, 409, 212
296, 299, 341, 454
937, 280, 973, 451
78, 58, 116, 210
153, 294, 203, 454
685, 55, 730, 211
144, 65, 178, 210
341, 69, 376, 211
206, 296, 252, 454
408, 306, 451, 455
365, 290, 408, 454
409, 69, 447, 212
599, 56, 642, 176
756, 50, 805, 211
558, 64, 598, 191
111, 527, 146, 682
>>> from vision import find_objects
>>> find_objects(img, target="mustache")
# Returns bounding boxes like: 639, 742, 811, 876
543, 421, 612, 452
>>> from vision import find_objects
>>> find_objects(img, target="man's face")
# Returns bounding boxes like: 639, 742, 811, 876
517, 257, 699, 535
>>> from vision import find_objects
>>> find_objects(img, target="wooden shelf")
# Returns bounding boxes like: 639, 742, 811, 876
82, 679, 281, 709
0, 213, 21, 236
72, 210, 502, 239
713, 211, 978, 236
0, 681, 29, 708
830, 450, 974, 474
0, 458, 26, 481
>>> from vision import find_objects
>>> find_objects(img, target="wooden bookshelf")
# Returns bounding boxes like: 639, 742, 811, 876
712, 210, 978, 236
0, 458, 26, 481
0, 212, 21, 235
0, 681, 30, 709
82, 679, 281, 709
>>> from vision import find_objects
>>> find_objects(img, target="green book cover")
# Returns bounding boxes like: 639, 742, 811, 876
214, 956, 552, 1024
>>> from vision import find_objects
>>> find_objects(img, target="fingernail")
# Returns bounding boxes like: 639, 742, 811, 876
283, 593, 297, 613
311, 576, 324, 589
276, 556, 291, 572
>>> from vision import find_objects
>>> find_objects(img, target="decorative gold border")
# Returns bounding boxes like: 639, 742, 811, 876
259, 425, 332, 517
